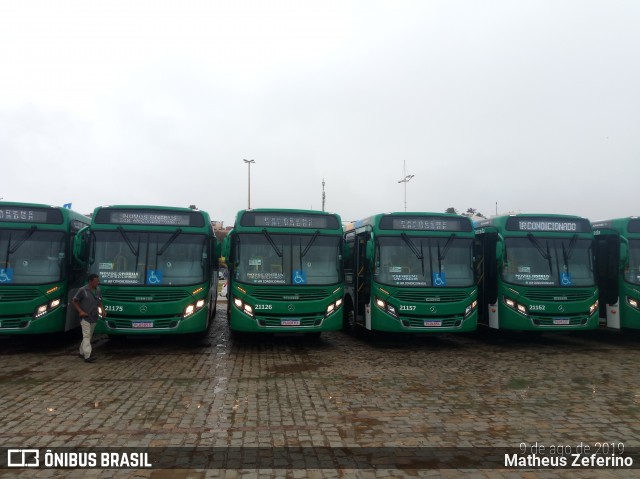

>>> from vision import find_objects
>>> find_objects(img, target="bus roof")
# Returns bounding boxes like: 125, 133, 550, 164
91, 205, 211, 229
592, 217, 640, 234
234, 209, 342, 231
347, 212, 473, 234
0, 201, 88, 226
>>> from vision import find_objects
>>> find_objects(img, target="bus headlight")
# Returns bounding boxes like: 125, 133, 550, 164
625, 297, 639, 310
504, 296, 528, 317
233, 298, 254, 317
464, 300, 478, 318
590, 300, 599, 315
183, 299, 206, 318
374, 297, 398, 318
34, 298, 62, 318
325, 298, 343, 317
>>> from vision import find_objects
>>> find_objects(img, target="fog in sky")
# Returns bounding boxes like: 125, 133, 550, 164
1, 0, 638, 226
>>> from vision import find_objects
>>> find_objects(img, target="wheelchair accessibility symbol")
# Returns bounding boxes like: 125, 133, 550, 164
432, 272, 446, 287
146, 270, 163, 285
0, 268, 13, 283
560, 272, 573, 286
292, 270, 307, 285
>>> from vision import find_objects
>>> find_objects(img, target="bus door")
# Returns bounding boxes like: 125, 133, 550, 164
595, 234, 620, 327
475, 232, 498, 327
354, 232, 371, 325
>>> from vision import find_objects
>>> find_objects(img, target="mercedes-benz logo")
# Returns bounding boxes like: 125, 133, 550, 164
140, 305, 148, 313
558, 305, 564, 312
430, 306, 437, 313
288, 304, 295, 312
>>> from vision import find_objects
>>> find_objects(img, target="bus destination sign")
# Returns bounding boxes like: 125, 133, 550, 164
241, 212, 339, 229
380, 216, 472, 232
506, 217, 591, 233
0, 207, 62, 224
109, 212, 192, 226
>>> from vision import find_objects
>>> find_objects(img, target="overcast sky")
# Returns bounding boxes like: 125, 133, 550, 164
1, 0, 638, 226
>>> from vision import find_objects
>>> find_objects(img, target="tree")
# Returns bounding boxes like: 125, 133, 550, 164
462, 208, 486, 218
446, 207, 486, 218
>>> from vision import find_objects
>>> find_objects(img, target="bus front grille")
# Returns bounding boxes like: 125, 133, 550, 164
0, 318, 27, 328
102, 289, 190, 302
251, 287, 332, 301
395, 290, 469, 303
523, 289, 594, 302
0, 289, 41, 302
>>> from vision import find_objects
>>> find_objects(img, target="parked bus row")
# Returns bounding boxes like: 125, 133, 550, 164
2, 201, 639, 338
1, 202, 219, 337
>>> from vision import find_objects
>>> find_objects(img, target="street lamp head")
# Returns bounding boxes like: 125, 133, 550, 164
398, 174, 415, 184
243, 159, 255, 164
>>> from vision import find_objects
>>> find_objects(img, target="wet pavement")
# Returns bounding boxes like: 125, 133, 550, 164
1, 303, 640, 478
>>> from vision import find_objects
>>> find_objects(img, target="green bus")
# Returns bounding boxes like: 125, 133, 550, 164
0, 202, 90, 334
74, 205, 219, 336
222, 209, 345, 336
342, 212, 477, 333
474, 214, 599, 331
593, 217, 640, 329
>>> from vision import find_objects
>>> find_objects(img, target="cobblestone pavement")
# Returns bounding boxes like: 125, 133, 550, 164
1, 303, 640, 478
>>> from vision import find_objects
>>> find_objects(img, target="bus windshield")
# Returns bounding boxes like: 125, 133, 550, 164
502, 236, 595, 286
625, 239, 640, 285
235, 233, 341, 286
0, 229, 66, 284
374, 236, 474, 287
90, 230, 208, 286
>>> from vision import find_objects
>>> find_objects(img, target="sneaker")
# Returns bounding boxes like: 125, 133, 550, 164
84, 357, 96, 363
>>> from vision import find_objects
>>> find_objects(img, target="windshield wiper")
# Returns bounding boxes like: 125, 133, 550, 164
527, 234, 552, 273
561, 234, 579, 274
439, 234, 456, 261
117, 226, 138, 256
401, 233, 425, 277
301, 230, 320, 258
262, 229, 283, 257
401, 233, 423, 260
157, 229, 182, 256
9, 226, 37, 254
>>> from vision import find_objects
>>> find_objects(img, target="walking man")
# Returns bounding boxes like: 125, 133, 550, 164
73, 274, 105, 363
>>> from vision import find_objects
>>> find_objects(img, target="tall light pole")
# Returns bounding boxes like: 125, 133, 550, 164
397, 161, 414, 212
243, 159, 255, 209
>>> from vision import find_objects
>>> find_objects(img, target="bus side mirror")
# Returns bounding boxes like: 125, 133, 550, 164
214, 241, 222, 261
72, 226, 89, 269
343, 242, 351, 259
619, 237, 629, 269
495, 239, 504, 263
221, 234, 231, 260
